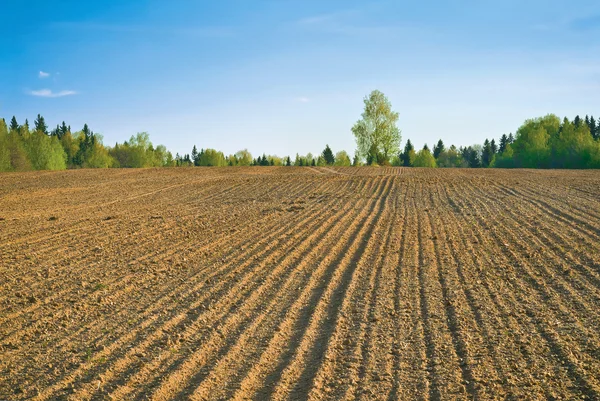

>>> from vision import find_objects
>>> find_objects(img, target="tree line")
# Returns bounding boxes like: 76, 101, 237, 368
1, 96, 599, 172
352, 90, 600, 169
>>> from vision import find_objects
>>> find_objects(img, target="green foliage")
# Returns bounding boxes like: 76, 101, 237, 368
34, 114, 48, 135
413, 146, 437, 167
400, 139, 415, 167
322, 144, 335, 165
0, 120, 12, 171
334, 150, 351, 166
24, 131, 67, 170
549, 118, 598, 168
233, 149, 253, 166
437, 145, 465, 167
433, 139, 445, 159
511, 115, 558, 168
351, 90, 401, 165
481, 139, 494, 167
197, 148, 227, 166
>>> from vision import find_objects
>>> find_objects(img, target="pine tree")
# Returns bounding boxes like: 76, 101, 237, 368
311, 159, 316, 166
500, 135, 507, 149
590, 116, 598, 140
322, 144, 335, 165
191, 145, 198, 166
574, 115, 581, 128
508, 133, 514, 144
286, 156, 291, 166
261, 154, 270, 166
490, 139, 498, 155
585, 115, 590, 130
433, 139, 445, 159
481, 139, 493, 167
401, 139, 415, 167
9, 116, 18, 132
34, 114, 48, 135
60, 121, 68, 139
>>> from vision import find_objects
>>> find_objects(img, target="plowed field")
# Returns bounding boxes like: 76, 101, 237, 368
1, 167, 599, 400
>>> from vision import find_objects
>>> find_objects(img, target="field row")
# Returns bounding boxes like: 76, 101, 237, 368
0, 167, 599, 400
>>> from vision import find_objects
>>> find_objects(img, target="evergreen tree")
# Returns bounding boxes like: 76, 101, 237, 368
285, 156, 291, 166
490, 139, 498, 155
311, 159, 316, 166
574, 115, 581, 128
499, 134, 509, 153
401, 139, 416, 166
508, 133, 514, 144
433, 139, 445, 159
590, 116, 598, 140
10, 116, 19, 132
34, 114, 48, 135
260, 154, 270, 166
352, 154, 359, 166
585, 115, 590, 130
60, 121, 68, 139
481, 139, 493, 167
191, 145, 199, 166
322, 144, 335, 165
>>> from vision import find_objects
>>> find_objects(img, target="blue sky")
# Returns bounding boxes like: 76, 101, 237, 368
1, 0, 600, 157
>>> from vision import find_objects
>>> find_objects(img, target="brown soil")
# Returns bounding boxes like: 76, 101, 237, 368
0, 167, 599, 400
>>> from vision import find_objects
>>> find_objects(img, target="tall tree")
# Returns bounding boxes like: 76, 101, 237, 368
34, 114, 48, 135
574, 115, 582, 128
322, 144, 335, 165
191, 145, 199, 166
433, 139, 445, 159
400, 139, 416, 167
498, 134, 508, 153
413, 145, 437, 167
351, 90, 401, 165
9, 116, 19, 132
590, 116, 598, 140
508, 133, 514, 144
481, 139, 494, 167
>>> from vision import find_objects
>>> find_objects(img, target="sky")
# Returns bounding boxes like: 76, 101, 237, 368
1, 0, 600, 157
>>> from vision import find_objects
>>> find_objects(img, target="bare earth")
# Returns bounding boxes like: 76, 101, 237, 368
1, 167, 599, 400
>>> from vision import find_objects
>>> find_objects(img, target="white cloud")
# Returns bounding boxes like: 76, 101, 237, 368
28, 89, 77, 98
39, 71, 50, 78
295, 97, 310, 103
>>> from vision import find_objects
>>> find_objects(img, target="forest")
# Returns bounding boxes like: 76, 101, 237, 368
1, 110, 599, 172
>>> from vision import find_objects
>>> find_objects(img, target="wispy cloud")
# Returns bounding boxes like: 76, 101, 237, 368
295, 9, 401, 37
28, 89, 77, 98
39, 71, 50, 78
50, 21, 234, 37
295, 97, 310, 103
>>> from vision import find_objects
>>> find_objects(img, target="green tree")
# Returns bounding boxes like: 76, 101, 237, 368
191, 145, 199, 166
481, 139, 494, 167
590, 116, 598, 140
498, 134, 509, 153
9, 116, 19, 133
413, 145, 437, 167
0, 119, 11, 171
235, 149, 253, 166
322, 144, 335, 165
437, 145, 465, 167
34, 114, 48, 135
198, 148, 227, 166
351, 90, 401, 165
433, 139, 445, 159
512, 114, 558, 168
334, 150, 351, 166
400, 139, 416, 167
